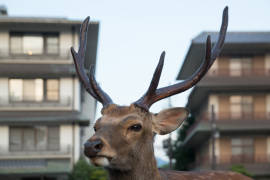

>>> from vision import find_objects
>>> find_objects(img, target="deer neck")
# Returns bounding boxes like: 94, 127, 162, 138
107, 144, 162, 180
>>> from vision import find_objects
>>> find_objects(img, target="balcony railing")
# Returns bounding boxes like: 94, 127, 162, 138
200, 111, 270, 121
196, 154, 270, 167
186, 111, 270, 136
0, 48, 71, 60
0, 97, 72, 108
207, 68, 270, 77
0, 145, 72, 159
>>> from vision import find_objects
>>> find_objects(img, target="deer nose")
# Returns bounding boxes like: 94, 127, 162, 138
84, 139, 103, 158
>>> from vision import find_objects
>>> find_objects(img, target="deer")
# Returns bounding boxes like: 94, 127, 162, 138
71, 6, 252, 180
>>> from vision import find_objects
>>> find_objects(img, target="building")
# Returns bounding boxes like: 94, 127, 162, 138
0, 7, 99, 180
177, 32, 270, 179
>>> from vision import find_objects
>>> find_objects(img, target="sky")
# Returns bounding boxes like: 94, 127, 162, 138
1, 0, 270, 162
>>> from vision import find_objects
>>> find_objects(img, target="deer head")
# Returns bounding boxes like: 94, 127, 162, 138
71, 7, 228, 180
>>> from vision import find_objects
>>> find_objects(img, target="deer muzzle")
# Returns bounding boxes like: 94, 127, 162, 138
84, 139, 103, 158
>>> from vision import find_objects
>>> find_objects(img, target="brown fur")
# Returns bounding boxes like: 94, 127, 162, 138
86, 104, 251, 180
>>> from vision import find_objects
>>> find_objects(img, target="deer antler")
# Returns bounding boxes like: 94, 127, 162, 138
134, 7, 228, 110
71, 17, 113, 107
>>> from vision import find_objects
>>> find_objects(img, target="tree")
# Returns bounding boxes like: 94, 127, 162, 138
163, 114, 195, 170
69, 157, 108, 180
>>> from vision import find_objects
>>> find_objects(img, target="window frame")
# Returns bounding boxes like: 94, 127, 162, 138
9, 78, 60, 103
9, 126, 60, 152
9, 32, 60, 56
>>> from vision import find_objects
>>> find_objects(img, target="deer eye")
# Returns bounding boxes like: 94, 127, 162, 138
128, 124, 142, 132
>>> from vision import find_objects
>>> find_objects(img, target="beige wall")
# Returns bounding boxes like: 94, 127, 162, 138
254, 95, 266, 119
218, 95, 230, 119
218, 57, 229, 75
253, 56, 265, 75
254, 136, 267, 163
219, 137, 231, 164
0, 78, 9, 104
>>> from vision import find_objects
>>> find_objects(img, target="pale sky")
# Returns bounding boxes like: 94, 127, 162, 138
1, 0, 270, 162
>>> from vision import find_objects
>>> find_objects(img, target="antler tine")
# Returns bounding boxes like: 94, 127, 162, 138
134, 51, 165, 110
71, 17, 113, 106
89, 66, 113, 107
134, 7, 228, 110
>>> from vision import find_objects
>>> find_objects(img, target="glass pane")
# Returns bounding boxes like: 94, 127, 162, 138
23, 128, 35, 150
23, 80, 36, 101
230, 59, 242, 76
242, 58, 252, 75
232, 138, 242, 146
48, 126, 59, 150
243, 138, 253, 145
36, 127, 47, 150
35, 79, 44, 101
46, 36, 59, 54
232, 147, 242, 155
9, 79, 23, 101
23, 35, 43, 55
10, 128, 22, 151
46, 79, 59, 101
10, 36, 22, 54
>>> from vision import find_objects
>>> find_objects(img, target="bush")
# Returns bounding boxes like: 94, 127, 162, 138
69, 158, 108, 180
230, 164, 253, 178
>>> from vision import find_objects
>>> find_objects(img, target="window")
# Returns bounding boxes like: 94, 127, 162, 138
231, 138, 254, 163
46, 79, 59, 101
9, 79, 59, 102
230, 58, 252, 76
10, 33, 59, 55
230, 95, 253, 119
10, 126, 59, 151
46, 36, 59, 54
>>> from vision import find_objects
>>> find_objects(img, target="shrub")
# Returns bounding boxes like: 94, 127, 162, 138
69, 158, 108, 180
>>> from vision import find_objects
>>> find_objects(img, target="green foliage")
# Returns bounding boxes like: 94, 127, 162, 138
69, 158, 108, 180
163, 115, 195, 170
230, 165, 253, 178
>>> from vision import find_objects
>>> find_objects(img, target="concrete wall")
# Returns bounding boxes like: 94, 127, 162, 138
0, 78, 9, 104
0, 30, 9, 57
59, 124, 81, 164
0, 126, 9, 152
74, 78, 81, 111
59, 29, 72, 59
59, 78, 73, 107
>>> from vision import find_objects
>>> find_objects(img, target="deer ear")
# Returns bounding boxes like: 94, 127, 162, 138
152, 107, 188, 135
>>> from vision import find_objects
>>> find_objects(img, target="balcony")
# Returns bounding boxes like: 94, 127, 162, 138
0, 97, 72, 110
207, 68, 270, 77
0, 145, 72, 160
184, 111, 270, 148
194, 154, 270, 176
195, 68, 270, 88
0, 48, 72, 62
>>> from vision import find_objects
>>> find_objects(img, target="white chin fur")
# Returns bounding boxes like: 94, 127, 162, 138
91, 157, 110, 167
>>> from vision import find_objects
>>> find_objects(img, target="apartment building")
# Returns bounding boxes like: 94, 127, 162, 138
0, 7, 99, 180
177, 32, 270, 179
